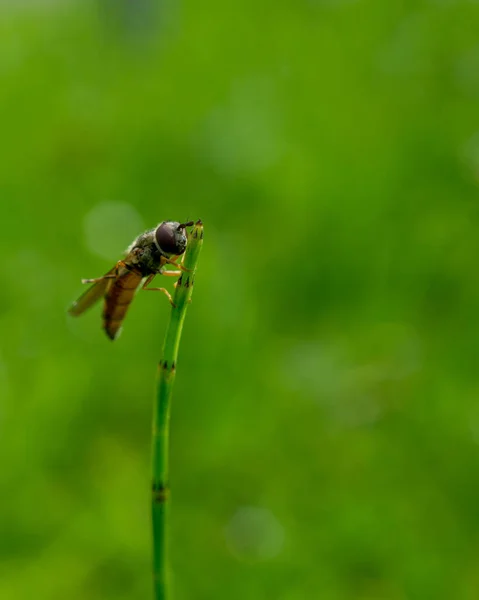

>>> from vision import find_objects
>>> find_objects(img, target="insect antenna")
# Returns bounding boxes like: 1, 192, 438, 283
177, 221, 194, 230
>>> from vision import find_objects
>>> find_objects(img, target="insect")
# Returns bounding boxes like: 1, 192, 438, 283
69, 220, 194, 340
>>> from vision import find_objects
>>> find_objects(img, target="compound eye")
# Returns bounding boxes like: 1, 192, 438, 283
155, 222, 179, 254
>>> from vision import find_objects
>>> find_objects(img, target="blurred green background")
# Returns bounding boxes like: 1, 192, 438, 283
2, 1, 479, 598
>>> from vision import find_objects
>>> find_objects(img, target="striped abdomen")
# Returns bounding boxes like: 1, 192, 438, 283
103, 267, 143, 340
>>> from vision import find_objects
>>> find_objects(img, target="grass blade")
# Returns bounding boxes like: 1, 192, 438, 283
151, 219, 204, 599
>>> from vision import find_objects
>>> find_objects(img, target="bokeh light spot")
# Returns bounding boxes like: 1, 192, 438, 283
83, 201, 145, 261
282, 323, 421, 427
224, 506, 285, 562
461, 130, 479, 180
196, 77, 283, 175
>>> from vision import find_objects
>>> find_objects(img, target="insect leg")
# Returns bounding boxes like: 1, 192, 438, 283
81, 260, 126, 284
142, 275, 175, 307
161, 256, 191, 272
82, 275, 116, 284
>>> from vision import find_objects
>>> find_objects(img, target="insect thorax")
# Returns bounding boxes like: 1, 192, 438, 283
126, 229, 165, 276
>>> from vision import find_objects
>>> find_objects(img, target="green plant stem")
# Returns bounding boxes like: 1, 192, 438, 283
151, 220, 203, 600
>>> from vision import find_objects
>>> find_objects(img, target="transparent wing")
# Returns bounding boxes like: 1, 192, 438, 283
68, 267, 115, 317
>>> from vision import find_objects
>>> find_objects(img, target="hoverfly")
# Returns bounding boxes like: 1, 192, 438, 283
69, 220, 194, 340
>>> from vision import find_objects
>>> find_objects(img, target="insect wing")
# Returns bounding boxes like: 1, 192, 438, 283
102, 268, 143, 340
68, 267, 116, 316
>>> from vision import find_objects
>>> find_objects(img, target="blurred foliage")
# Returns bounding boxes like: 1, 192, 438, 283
2, 0, 479, 598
